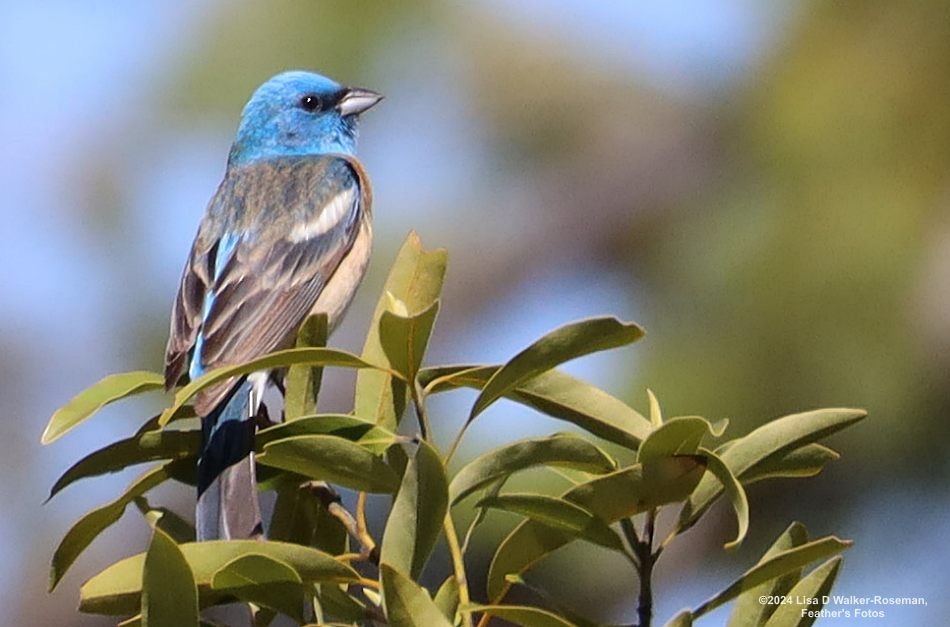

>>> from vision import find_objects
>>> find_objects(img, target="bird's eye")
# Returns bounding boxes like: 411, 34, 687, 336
299, 94, 321, 112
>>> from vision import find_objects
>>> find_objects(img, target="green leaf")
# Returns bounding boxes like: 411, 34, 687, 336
379, 300, 441, 382
762, 558, 842, 627
421, 366, 650, 448
134, 498, 195, 543
697, 447, 749, 549
355, 232, 447, 431
469, 317, 644, 421
665, 610, 694, 626
48, 429, 200, 501
80, 541, 359, 616
692, 535, 852, 618
316, 583, 371, 623
380, 441, 449, 579
42, 371, 165, 444
50, 461, 181, 591
257, 414, 398, 455
160, 347, 388, 426
268, 482, 328, 549
742, 444, 840, 484
464, 604, 577, 627
258, 435, 400, 493
449, 433, 616, 504
380, 563, 452, 627
142, 527, 198, 627
284, 314, 329, 420
728, 522, 810, 627
118, 617, 225, 627
210, 553, 306, 621
433, 576, 460, 623
210, 553, 302, 588
267, 475, 349, 555
648, 389, 663, 428
678, 408, 866, 532
638, 416, 723, 464
476, 493, 624, 552
486, 456, 706, 601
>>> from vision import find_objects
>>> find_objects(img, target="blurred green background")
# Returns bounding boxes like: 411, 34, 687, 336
3, 1, 947, 624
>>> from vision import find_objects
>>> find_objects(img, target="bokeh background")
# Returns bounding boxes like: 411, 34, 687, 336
3, 1, 948, 625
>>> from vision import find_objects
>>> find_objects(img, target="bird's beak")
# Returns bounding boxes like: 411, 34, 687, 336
337, 88, 383, 117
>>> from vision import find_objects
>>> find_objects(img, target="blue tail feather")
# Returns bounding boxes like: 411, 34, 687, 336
196, 378, 263, 540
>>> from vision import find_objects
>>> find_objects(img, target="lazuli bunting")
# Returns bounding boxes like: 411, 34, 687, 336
163, 71, 382, 540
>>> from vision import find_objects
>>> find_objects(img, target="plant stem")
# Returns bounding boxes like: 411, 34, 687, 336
635, 509, 658, 627
307, 481, 379, 564
411, 381, 432, 440
620, 518, 641, 569
444, 505, 474, 627
444, 423, 467, 465
413, 380, 473, 627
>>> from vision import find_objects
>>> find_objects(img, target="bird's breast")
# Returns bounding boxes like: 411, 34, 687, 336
311, 216, 373, 331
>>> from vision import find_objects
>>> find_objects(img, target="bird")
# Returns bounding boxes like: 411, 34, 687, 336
163, 71, 382, 541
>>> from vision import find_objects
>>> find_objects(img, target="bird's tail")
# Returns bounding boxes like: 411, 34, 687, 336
196, 379, 263, 540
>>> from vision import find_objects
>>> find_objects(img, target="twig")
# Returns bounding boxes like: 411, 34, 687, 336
444, 513, 474, 627
620, 518, 642, 570
410, 381, 432, 441
635, 509, 658, 627
306, 481, 379, 565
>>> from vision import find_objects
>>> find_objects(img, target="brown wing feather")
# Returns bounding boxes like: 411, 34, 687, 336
164, 155, 370, 416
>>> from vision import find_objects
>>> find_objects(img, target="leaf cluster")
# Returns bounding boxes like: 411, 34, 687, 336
43, 232, 865, 626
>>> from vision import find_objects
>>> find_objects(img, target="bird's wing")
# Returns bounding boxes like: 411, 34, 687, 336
164, 155, 370, 414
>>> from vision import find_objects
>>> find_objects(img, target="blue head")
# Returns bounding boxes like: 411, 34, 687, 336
228, 71, 383, 166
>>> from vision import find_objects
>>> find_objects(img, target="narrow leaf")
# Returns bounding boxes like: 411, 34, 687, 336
487, 456, 706, 601
698, 447, 749, 549
379, 300, 441, 382
665, 611, 693, 626
638, 416, 720, 464
80, 541, 359, 616
355, 232, 447, 431
48, 429, 200, 501
421, 366, 651, 448
728, 522, 810, 627
433, 576, 460, 623
450, 433, 616, 504
210, 553, 302, 588
648, 389, 663, 428
258, 435, 400, 493
380, 563, 452, 627
142, 527, 198, 627
316, 584, 370, 623
284, 314, 329, 420
742, 444, 840, 484
470, 317, 644, 421
134, 498, 195, 543
257, 414, 398, 455
50, 462, 179, 591
42, 371, 165, 444
211, 553, 306, 621
476, 493, 624, 552
267, 471, 350, 557
380, 441, 448, 579
692, 536, 852, 618
679, 409, 866, 532
465, 604, 577, 627
763, 557, 842, 627
160, 348, 387, 426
